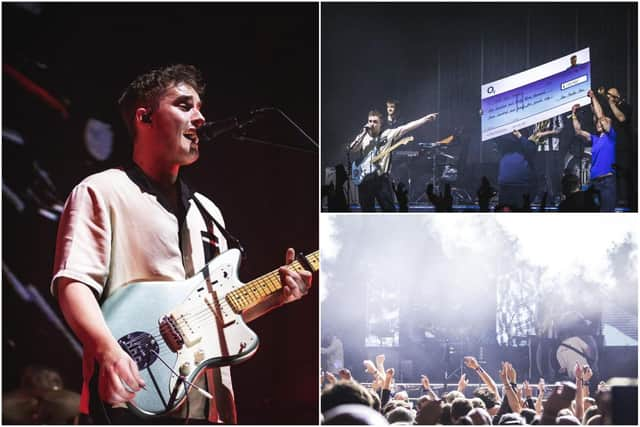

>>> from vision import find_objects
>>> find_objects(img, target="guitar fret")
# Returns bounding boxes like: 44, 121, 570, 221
225, 251, 320, 313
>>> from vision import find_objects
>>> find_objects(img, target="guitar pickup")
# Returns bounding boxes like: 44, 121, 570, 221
168, 310, 202, 347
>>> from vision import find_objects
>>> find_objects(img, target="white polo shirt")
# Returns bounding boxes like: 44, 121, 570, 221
51, 166, 235, 422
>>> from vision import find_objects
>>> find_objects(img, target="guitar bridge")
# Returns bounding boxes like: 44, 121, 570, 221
159, 315, 184, 352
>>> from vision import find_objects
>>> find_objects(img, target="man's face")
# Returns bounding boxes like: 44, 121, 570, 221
595, 116, 609, 133
606, 88, 621, 104
367, 115, 382, 136
149, 82, 205, 166
386, 103, 396, 117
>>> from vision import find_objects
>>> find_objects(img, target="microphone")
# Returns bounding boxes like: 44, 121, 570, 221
196, 118, 242, 143
250, 107, 273, 114
363, 123, 372, 130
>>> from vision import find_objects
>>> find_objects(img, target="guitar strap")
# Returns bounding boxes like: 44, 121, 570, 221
191, 193, 246, 260
191, 193, 242, 424
558, 341, 596, 366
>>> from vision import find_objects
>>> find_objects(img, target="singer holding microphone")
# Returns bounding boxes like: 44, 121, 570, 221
50, 65, 312, 424
349, 109, 438, 212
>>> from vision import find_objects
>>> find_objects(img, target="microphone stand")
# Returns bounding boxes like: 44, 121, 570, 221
252, 107, 318, 150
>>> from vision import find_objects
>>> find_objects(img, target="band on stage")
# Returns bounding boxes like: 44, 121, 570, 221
327, 87, 634, 212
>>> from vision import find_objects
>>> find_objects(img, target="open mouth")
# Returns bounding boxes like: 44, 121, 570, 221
183, 131, 198, 144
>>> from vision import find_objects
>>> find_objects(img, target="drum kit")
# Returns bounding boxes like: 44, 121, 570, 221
2, 366, 80, 425
393, 135, 473, 204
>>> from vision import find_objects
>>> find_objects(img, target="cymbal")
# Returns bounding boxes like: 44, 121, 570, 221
2, 391, 39, 424
3, 389, 80, 424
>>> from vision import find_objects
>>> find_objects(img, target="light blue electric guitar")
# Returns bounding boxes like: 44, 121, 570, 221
102, 248, 319, 417
351, 136, 414, 185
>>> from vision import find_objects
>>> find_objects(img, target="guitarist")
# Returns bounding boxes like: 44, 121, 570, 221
50, 65, 312, 424
349, 109, 438, 212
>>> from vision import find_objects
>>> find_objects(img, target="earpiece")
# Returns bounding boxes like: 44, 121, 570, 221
140, 108, 153, 124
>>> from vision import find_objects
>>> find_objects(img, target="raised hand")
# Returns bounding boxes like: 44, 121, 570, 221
371, 376, 383, 391
537, 378, 545, 396
507, 362, 517, 384
421, 374, 432, 390
583, 365, 593, 382
363, 360, 379, 377
464, 356, 479, 370
386, 367, 395, 381
325, 371, 337, 385
499, 362, 508, 384
375, 354, 385, 372
457, 373, 469, 393
574, 362, 584, 380
338, 368, 352, 381
383, 367, 395, 391
523, 380, 532, 398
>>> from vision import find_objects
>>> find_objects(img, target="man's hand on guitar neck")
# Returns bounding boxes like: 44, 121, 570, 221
279, 247, 313, 303
242, 248, 313, 323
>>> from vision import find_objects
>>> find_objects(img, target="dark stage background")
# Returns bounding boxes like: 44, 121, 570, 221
322, 2, 637, 200
3, 3, 318, 424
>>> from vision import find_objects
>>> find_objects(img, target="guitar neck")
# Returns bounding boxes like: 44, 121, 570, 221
372, 136, 413, 163
225, 251, 319, 313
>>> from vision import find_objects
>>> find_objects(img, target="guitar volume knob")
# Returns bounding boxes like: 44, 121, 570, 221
180, 362, 192, 376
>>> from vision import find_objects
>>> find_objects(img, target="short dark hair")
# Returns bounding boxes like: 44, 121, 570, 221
118, 64, 205, 138
368, 110, 384, 122
321, 380, 373, 413
473, 386, 499, 409
386, 99, 399, 107
386, 406, 415, 424
451, 398, 473, 421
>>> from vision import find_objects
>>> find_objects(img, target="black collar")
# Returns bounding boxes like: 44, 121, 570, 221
124, 162, 193, 216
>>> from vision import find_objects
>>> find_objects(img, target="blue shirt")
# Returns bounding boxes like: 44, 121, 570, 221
590, 126, 617, 179
498, 135, 536, 186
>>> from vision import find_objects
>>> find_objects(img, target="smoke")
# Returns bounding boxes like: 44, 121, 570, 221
320, 215, 341, 303
321, 215, 637, 342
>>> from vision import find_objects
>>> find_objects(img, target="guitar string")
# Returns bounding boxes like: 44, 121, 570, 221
124, 271, 283, 345
125, 262, 318, 349
163, 254, 319, 333
122, 272, 281, 345
119, 255, 318, 350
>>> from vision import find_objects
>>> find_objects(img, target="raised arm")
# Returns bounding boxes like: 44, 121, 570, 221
535, 378, 545, 416
535, 116, 564, 138
499, 362, 522, 413
57, 278, 145, 404
421, 374, 439, 401
380, 368, 395, 409
589, 90, 605, 120
607, 92, 627, 122
392, 112, 438, 140
464, 356, 499, 398
457, 373, 469, 394
574, 363, 585, 421
375, 354, 386, 374
571, 104, 591, 141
